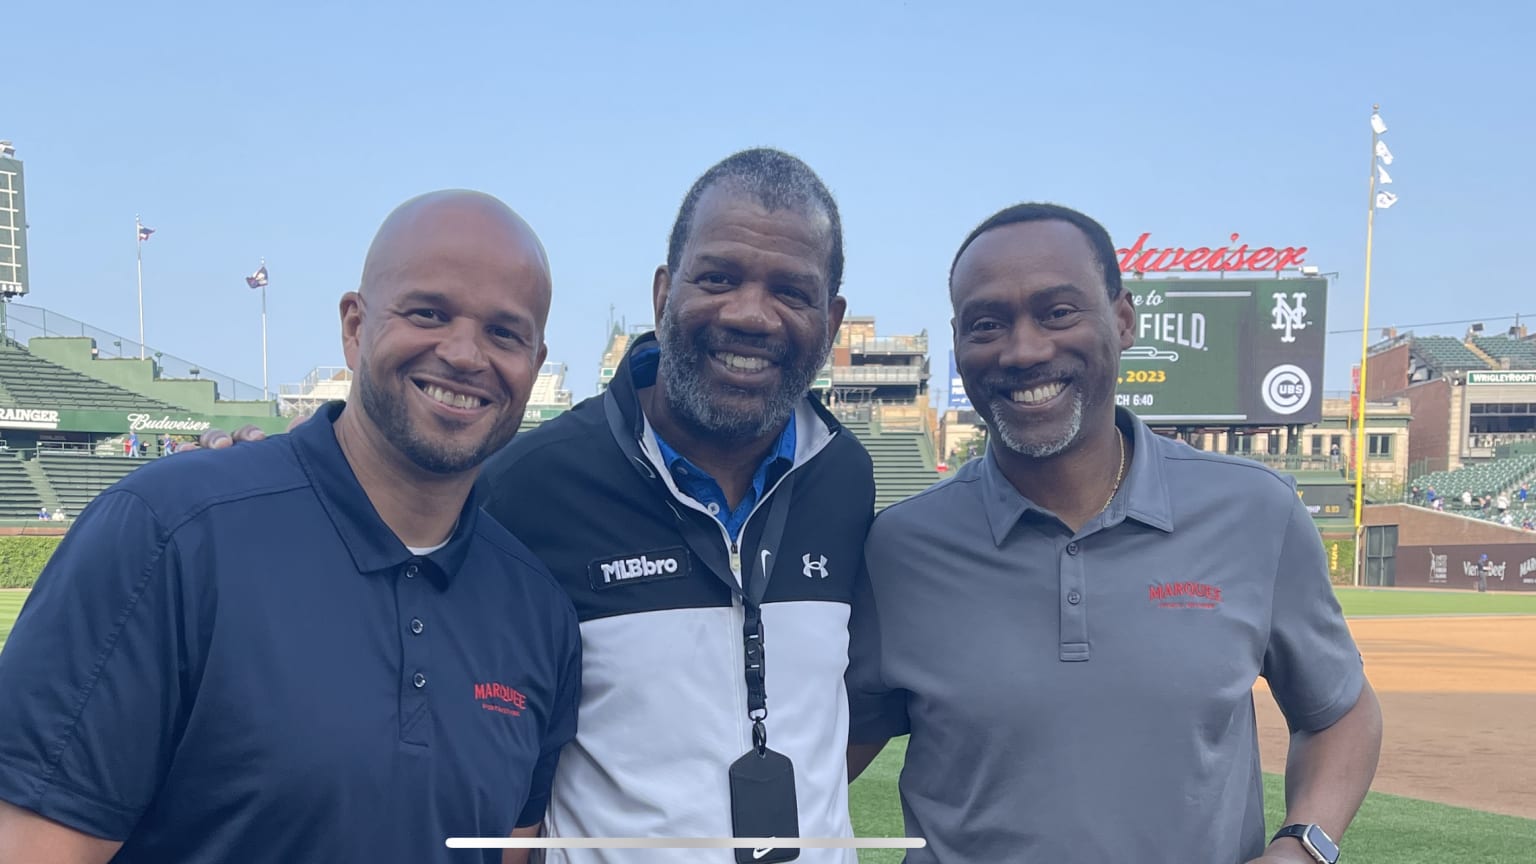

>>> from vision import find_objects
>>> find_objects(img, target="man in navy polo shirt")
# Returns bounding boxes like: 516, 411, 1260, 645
0, 190, 581, 864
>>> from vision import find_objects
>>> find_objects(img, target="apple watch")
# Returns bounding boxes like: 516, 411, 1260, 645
1271, 823, 1340, 863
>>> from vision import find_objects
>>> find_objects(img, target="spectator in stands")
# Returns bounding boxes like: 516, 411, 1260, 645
847, 202, 1382, 863
1462, 490, 1473, 507
1330, 442, 1341, 470
1520, 482, 1529, 505
172, 150, 874, 864
1409, 484, 1422, 505
1497, 492, 1510, 513
35, 507, 47, 520
0, 190, 579, 864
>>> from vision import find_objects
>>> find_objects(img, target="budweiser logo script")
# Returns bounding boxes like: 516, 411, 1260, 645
1117, 233, 1307, 274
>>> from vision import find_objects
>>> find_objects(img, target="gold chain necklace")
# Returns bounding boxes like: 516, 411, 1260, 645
1102, 430, 1127, 514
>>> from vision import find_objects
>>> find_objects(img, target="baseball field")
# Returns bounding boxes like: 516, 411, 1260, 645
3, 587, 1534, 861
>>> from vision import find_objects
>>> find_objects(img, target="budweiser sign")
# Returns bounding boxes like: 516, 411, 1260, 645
126, 412, 213, 434
1118, 233, 1308, 274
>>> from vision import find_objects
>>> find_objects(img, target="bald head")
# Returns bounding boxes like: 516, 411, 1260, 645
336, 189, 554, 479
360, 189, 552, 329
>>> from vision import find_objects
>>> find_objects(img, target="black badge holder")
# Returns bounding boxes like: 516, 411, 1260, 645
604, 392, 801, 863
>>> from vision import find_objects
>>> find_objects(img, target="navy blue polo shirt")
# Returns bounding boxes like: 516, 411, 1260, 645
0, 401, 581, 863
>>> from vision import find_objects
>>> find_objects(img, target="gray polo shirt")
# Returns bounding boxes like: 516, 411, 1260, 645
849, 408, 1364, 863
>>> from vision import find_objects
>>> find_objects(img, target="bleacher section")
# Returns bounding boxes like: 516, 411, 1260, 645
1472, 335, 1536, 369
36, 452, 146, 516
0, 452, 46, 518
1413, 455, 1536, 503
0, 343, 189, 412
1410, 336, 1491, 371
842, 421, 944, 510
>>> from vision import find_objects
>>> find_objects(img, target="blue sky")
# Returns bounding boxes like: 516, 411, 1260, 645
6, 0, 1533, 403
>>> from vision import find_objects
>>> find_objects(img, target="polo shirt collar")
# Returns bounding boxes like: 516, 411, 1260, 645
979, 407, 1175, 546
288, 400, 480, 589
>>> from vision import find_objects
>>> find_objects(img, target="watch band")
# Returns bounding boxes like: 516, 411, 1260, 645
1271, 824, 1339, 864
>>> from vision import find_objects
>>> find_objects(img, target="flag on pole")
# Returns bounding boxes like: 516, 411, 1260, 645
1374, 140, 1393, 165
1370, 113, 1387, 135
1376, 191, 1399, 209
245, 264, 269, 290
138, 225, 155, 242
1377, 165, 1393, 184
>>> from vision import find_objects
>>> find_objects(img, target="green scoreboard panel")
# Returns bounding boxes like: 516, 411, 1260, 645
0, 153, 26, 298
1117, 278, 1327, 425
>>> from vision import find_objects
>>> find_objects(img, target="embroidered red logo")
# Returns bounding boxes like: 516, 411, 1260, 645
1148, 581, 1223, 610
474, 682, 528, 716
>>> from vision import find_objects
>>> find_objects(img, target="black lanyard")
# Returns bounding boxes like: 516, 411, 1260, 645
604, 392, 797, 753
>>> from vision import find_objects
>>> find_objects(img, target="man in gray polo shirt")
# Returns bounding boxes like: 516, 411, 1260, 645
846, 203, 1383, 863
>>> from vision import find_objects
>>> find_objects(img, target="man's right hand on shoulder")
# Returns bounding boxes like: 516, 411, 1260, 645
176, 414, 312, 453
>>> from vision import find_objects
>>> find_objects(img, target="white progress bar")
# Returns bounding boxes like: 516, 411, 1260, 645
446, 837, 925, 850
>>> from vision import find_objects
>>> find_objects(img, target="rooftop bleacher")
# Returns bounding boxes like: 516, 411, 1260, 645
0, 342, 190, 412
1471, 335, 1536, 369
1410, 336, 1492, 372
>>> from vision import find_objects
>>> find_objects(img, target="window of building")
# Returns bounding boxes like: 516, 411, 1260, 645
1369, 434, 1393, 457
1310, 436, 1324, 456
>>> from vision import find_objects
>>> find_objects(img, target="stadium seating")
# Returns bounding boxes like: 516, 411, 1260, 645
1471, 335, 1536, 369
841, 421, 945, 510
0, 451, 48, 518
36, 451, 147, 517
1411, 455, 1536, 507
0, 343, 190, 413
1410, 336, 1492, 372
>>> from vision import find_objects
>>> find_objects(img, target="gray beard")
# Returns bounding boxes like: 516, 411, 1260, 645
655, 306, 830, 443
988, 390, 1084, 459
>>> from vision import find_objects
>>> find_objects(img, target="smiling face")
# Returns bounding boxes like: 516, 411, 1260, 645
653, 183, 845, 442
950, 219, 1134, 460
341, 193, 550, 476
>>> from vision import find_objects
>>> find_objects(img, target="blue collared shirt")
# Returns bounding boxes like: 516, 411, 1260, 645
634, 344, 797, 542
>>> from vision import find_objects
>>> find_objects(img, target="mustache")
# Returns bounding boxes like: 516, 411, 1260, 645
692, 329, 791, 364
981, 366, 1078, 392
410, 368, 501, 398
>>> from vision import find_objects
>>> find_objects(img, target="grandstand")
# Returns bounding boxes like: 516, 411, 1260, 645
35, 450, 144, 517
1412, 454, 1536, 508
838, 418, 943, 511
1, 341, 190, 413
0, 450, 47, 518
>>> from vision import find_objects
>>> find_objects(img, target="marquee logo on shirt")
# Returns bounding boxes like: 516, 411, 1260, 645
1148, 581, 1223, 610
474, 682, 528, 717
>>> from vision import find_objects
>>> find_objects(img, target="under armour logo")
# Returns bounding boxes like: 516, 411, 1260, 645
802, 554, 828, 578
1270, 292, 1309, 343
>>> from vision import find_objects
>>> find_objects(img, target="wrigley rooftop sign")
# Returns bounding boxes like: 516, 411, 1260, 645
0, 406, 289, 436
1118, 233, 1308, 274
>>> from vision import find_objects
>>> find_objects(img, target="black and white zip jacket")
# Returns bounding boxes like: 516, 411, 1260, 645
478, 332, 875, 863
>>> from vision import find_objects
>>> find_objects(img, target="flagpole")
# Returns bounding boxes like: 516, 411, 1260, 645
261, 258, 269, 401
1353, 104, 1380, 584
135, 215, 146, 359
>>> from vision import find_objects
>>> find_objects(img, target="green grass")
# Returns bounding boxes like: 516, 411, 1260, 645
851, 737, 1536, 863
1334, 587, 1536, 617
0, 589, 26, 651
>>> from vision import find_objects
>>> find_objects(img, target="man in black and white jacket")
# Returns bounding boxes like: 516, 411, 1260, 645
479, 148, 876, 863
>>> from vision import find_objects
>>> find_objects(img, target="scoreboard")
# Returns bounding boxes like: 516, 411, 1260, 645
1117, 277, 1327, 426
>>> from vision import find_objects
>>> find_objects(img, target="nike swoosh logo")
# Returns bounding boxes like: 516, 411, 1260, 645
760, 549, 772, 575
753, 840, 776, 859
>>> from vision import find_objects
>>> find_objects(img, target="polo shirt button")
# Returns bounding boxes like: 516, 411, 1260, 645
1068, 591, 1082, 605
410, 618, 424, 635
1066, 542, 1080, 556
413, 672, 427, 688
405, 564, 419, 579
